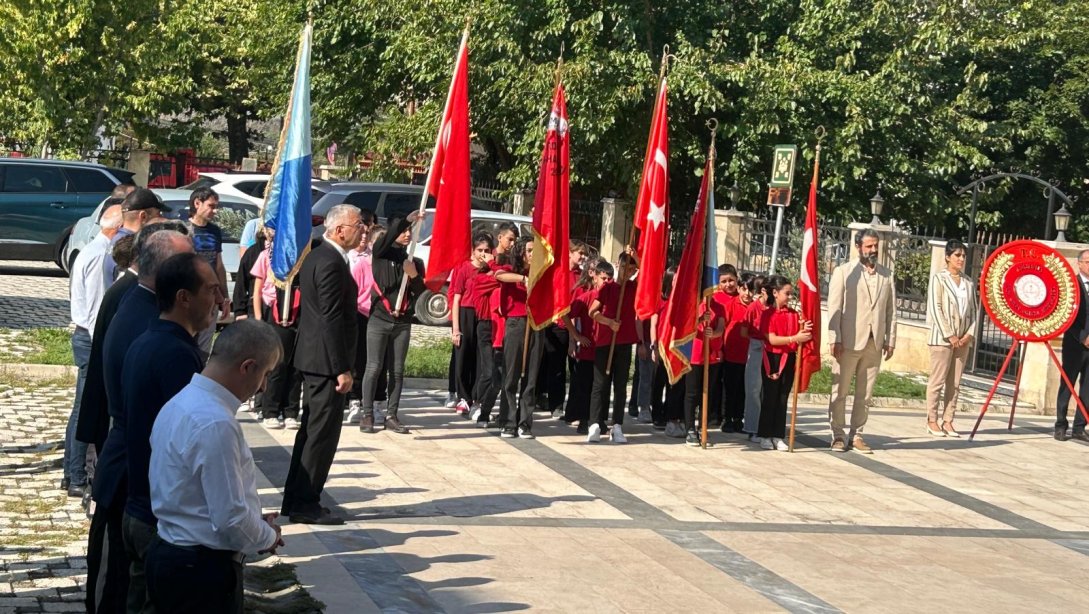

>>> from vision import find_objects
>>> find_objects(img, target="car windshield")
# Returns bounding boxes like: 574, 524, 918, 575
179, 176, 219, 190
418, 213, 434, 244
416, 213, 531, 245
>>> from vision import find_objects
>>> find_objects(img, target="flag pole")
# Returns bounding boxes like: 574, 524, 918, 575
393, 23, 470, 316
607, 48, 672, 375
700, 120, 717, 450
788, 138, 821, 453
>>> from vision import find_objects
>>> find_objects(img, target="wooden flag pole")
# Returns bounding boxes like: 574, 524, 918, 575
788, 344, 802, 452
700, 297, 712, 449
606, 49, 672, 376
393, 24, 470, 317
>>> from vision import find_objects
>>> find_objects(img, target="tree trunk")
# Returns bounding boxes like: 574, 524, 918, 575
226, 109, 249, 163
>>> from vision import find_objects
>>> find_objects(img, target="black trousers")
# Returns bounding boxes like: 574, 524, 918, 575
720, 361, 746, 427
759, 353, 795, 439
455, 307, 479, 403
281, 372, 345, 516
495, 349, 508, 424
1056, 340, 1089, 431
539, 325, 570, 411
86, 499, 127, 613
260, 323, 302, 420
566, 358, 595, 424
650, 361, 684, 424
122, 512, 156, 614
447, 344, 456, 394
589, 344, 633, 428
474, 320, 500, 419
684, 363, 722, 432
145, 536, 242, 614
503, 317, 544, 431
362, 317, 410, 417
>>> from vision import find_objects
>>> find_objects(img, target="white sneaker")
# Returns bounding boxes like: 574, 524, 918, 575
587, 423, 601, 443
749, 433, 761, 443
774, 438, 789, 451
470, 405, 482, 423
637, 408, 652, 423
518, 428, 535, 440
611, 425, 627, 444
284, 417, 300, 430
263, 417, 283, 429
344, 400, 362, 424
444, 393, 457, 408
760, 437, 774, 450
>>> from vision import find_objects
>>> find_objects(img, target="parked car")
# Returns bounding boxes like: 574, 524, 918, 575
181, 172, 331, 208
65, 188, 259, 295
309, 182, 501, 236
411, 208, 532, 326
0, 158, 134, 269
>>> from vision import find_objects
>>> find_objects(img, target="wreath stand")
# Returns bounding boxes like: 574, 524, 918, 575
968, 240, 1088, 440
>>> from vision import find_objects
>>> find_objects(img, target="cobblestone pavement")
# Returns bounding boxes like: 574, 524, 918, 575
0, 262, 71, 331
0, 377, 88, 613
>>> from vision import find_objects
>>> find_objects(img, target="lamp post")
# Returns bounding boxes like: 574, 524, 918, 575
1054, 205, 1072, 242
727, 181, 740, 213
869, 188, 885, 226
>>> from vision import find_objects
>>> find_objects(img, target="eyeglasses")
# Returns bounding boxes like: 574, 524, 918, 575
337, 221, 365, 230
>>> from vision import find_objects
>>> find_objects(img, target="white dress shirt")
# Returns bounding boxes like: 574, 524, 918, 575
150, 374, 276, 555
69, 233, 114, 334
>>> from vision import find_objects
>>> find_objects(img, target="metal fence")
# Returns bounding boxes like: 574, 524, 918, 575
736, 214, 853, 299
571, 198, 603, 252
887, 224, 946, 321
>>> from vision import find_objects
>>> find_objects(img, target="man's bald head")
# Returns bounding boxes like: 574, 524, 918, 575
100, 204, 123, 240
137, 230, 193, 289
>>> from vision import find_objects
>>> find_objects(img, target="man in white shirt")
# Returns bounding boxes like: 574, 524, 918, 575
145, 320, 284, 613
62, 203, 123, 498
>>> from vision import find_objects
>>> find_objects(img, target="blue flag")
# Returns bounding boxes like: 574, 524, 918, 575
702, 186, 719, 298
262, 23, 313, 285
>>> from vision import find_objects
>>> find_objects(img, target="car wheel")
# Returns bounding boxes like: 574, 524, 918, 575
65, 249, 78, 276
413, 289, 450, 327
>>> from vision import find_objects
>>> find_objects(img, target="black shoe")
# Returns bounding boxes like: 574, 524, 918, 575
1055, 426, 1069, 441
485, 420, 501, 429
576, 423, 589, 435
1072, 430, 1089, 442
500, 428, 517, 438
60, 477, 70, 491
384, 416, 410, 434
67, 483, 87, 498
359, 414, 375, 434
686, 430, 701, 447
290, 510, 345, 525
652, 422, 666, 431
628, 407, 638, 418
475, 419, 489, 429
720, 421, 735, 433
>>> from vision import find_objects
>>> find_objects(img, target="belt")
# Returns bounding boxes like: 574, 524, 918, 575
158, 537, 244, 563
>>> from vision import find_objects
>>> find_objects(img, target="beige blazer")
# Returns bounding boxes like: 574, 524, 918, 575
827, 260, 897, 351
927, 270, 977, 346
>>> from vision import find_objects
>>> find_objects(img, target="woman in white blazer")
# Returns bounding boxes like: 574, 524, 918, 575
926, 240, 976, 437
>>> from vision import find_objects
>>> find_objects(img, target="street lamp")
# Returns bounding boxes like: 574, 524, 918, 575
869, 188, 885, 226
1054, 205, 1072, 242
727, 181, 740, 213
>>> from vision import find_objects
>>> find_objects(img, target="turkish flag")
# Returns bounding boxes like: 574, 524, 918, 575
527, 81, 571, 330
796, 151, 822, 392
423, 31, 472, 293
633, 77, 669, 320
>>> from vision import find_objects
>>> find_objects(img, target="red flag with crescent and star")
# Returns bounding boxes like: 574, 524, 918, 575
796, 148, 822, 392
634, 77, 669, 320
423, 30, 472, 293
527, 80, 571, 330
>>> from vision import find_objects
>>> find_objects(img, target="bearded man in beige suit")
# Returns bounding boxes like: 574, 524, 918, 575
826, 228, 897, 453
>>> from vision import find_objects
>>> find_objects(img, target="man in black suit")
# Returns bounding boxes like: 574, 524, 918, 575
1057, 249, 1089, 442
281, 204, 362, 525
85, 228, 193, 614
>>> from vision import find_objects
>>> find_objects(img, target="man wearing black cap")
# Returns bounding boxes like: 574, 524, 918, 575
103, 187, 170, 283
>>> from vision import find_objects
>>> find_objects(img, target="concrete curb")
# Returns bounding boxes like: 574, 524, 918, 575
0, 363, 76, 380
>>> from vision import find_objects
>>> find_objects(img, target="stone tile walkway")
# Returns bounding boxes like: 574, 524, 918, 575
249, 388, 1089, 613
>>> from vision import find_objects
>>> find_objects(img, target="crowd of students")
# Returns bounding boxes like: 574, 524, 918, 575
235, 216, 814, 448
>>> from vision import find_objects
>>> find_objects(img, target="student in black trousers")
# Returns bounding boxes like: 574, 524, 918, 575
497, 237, 543, 438
281, 205, 361, 526
757, 276, 813, 452
587, 255, 639, 444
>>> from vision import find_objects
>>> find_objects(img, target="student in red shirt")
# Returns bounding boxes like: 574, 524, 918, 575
742, 274, 768, 442
449, 233, 496, 415
650, 267, 685, 435
561, 262, 597, 433
684, 297, 727, 446
467, 243, 501, 427
757, 275, 813, 451
587, 253, 639, 443
496, 237, 542, 439
718, 266, 753, 433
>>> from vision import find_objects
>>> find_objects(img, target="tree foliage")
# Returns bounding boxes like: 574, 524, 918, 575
2, 1, 1087, 238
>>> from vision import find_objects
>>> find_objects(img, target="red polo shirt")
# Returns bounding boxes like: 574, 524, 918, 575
569, 287, 597, 361
721, 296, 753, 364
759, 305, 802, 354
592, 280, 638, 347
498, 265, 527, 318
743, 300, 767, 342
691, 299, 727, 365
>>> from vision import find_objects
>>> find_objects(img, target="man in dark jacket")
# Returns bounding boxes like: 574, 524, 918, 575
1057, 250, 1089, 441
121, 252, 218, 611
280, 204, 361, 525
85, 228, 193, 614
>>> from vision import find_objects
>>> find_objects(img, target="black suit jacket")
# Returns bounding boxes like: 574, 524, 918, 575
1063, 276, 1089, 349
293, 239, 358, 377
75, 270, 138, 449
91, 285, 160, 509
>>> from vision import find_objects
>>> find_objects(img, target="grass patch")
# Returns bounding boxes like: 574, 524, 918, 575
0, 327, 74, 365
405, 340, 453, 379
0, 497, 65, 517
0, 370, 76, 389
804, 366, 926, 399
